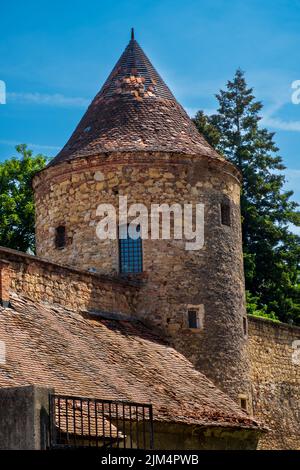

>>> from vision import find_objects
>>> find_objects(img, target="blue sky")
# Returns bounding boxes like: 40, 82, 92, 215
1, 0, 300, 208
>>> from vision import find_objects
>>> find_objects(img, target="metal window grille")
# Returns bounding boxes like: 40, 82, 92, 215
119, 225, 143, 274
49, 394, 154, 449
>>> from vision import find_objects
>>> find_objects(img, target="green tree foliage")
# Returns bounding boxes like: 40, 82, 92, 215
0, 145, 47, 253
246, 291, 279, 322
193, 110, 221, 148
194, 70, 300, 324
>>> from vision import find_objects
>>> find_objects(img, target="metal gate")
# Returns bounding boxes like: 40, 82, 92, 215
49, 394, 154, 449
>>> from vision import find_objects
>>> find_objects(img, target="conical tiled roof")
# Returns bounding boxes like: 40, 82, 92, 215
49, 31, 219, 166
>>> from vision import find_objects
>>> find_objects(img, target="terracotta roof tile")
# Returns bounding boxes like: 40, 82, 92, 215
0, 294, 259, 430
49, 36, 220, 167
55, 400, 122, 438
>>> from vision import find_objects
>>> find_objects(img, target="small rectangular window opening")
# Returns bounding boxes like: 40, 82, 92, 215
243, 317, 248, 337
221, 201, 231, 226
240, 398, 248, 412
119, 224, 143, 274
188, 309, 200, 329
55, 225, 66, 249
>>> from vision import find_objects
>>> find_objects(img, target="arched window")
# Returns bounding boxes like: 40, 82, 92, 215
119, 225, 143, 274
55, 225, 66, 249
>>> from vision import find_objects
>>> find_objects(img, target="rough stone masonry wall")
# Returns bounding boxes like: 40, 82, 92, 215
33, 151, 250, 405
0, 247, 137, 315
248, 316, 300, 449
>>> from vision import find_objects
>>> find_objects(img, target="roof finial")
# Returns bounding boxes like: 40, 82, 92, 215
131, 28, 135, 40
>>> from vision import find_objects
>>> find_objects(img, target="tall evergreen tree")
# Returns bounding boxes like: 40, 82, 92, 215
194, 70, 300, 323
0, 145, 47, 253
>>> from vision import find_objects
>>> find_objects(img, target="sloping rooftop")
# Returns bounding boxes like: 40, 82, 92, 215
49, 30, 220, 166
0, 293, 259, 430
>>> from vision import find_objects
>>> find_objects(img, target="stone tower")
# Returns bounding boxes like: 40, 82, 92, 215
33, 31, 251, 407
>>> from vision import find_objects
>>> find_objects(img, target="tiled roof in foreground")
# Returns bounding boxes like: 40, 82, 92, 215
49, 31, 220, 166
0, 294, 259, 430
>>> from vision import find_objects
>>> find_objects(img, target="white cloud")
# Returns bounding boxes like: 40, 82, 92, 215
7, 92, 89, 108
285, 168, 300, 176
262, 115, 300, 132
260, 94, 300, 132
261, 99, 300, 131
185, 107, 198, 118
185, 107, 216, 118
0, 139, 61, 151
284, 168, 300, 185
288, 223, 300, 236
